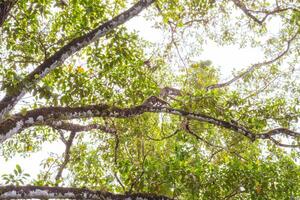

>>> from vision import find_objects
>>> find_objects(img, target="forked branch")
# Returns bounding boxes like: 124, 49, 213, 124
231, 0, 299, 25
0, 0, 155, 120
55, 131, 76, 185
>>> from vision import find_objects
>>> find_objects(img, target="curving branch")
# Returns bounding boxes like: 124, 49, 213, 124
0, 97, 255, 143
256, 128, 300, 148
0, 0, 18, 27
259, 128, 300, 138
0, 96, 299, 148
231, 0, 299, 25
145, 129, 180, 141
183, 119, 251, 161
0, 185, 171, 199
182, 119, 223, 149
0, 0, 155, 121
206, 32, 298, 90
268, 137, 300, 148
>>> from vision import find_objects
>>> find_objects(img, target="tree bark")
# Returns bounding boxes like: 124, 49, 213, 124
0, 0, 17, 27
0, 96, 298, 147
0, 0, 155, 121
54, 131, 76, 185
0, 185, 171, 199
0, 99, 255, 143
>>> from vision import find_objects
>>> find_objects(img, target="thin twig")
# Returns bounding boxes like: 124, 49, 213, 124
206, 32, 298, 90
55, 131, 76, 185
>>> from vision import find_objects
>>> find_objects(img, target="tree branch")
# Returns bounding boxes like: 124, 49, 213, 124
55, 131, 76, 186
182, 119, 223, 149
0, 97, 255, 143
0, 185, 171, 199
0, 0, 155, 121
47, 121, 116, 134
0, 96, 299, 147
113, 130, 126, 192
231, 0, 263, 25
206, 32, 298, 90
256, 128, 300, 148
145, 129, 180, 141
259, 128, 300, 138
128, 150, 149, 193
182, 119, 248, 161
0, 0, 18, 27
231, 0, 298, 25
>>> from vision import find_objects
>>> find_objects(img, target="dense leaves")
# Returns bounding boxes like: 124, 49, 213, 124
1, 0, 300, 199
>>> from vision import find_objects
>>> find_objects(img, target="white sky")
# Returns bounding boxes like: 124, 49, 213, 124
0, 14, 276, 182
126, 16, 264, 78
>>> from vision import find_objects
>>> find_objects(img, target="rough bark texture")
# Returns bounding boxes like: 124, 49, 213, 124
0, 0, 17, 27
0, 96, 298, 147
0, 185, 171, 199
0, 100, 254, 143
0, 0, 155, 120
47, 121, 116, 133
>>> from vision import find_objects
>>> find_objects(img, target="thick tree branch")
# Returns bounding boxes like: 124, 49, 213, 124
231, 0, 263, 25
206, 32, 298, 90
0, 97, 255, 143
0, 0, 155, 120
0, 185, 171, 199
0, 0, 17, 27
0, 96, 299, 147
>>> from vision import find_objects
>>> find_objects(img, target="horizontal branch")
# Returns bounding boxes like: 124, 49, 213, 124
0, 0, 155, 120
0, 96, 256, 143
47, 121, 116, 134
259, 128, 300, 138
1, 96, 299, 147
0, 185, 171, 199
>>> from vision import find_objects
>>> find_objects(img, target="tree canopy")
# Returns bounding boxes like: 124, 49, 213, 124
0, 0, 300, 199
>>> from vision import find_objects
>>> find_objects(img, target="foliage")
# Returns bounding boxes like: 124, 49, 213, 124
1, 164, 30, 186
0, 0, 300, 199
